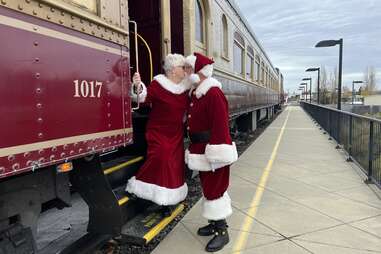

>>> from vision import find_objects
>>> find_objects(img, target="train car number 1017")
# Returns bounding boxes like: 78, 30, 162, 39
74, 80, 103, 98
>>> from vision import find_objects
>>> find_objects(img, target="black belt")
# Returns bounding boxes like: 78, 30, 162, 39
189, 131, 210, 143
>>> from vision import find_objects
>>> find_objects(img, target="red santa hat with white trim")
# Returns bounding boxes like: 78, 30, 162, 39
185, 52, 214, 78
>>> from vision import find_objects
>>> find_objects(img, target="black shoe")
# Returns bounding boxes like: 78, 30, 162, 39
197, 221, 216, 236
205, 220, 229, 252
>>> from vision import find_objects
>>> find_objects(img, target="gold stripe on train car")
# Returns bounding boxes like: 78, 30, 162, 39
143, 204, 184, 243
0, 0, 128, 45
103, 156, 144, 175
0, 14, 121, 55
0, 128, 132, 157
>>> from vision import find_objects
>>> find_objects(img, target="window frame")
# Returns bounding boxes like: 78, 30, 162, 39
233, 31, 245, 76
255, 55, 260, 82
195, 0, 206, 47
246, 46, 254, 81
221, 14, 229, 59
63, 0, 99, 15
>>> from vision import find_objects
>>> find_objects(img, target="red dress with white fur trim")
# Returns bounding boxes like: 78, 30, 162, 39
126, 75, 189, 205
185, 77, 238, 220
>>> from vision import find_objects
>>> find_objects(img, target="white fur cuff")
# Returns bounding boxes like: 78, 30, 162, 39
131, 82, 147, 102
202, 192, 232, 220
125, 176, 188, 205
185, 149, 230, 171
185, 149, 212, 171
205, 142, 238, 165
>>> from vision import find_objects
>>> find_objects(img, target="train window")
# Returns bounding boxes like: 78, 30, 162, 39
64, 0, 98, 14
233, 32, 244, 76
195, 0, 204, 43
246, 46, 254, 81
255, 55, 260, 82
221, 15, 228, 58
261, 62, 265, 84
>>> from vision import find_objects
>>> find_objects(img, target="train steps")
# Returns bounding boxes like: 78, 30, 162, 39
70, 154, 183, 247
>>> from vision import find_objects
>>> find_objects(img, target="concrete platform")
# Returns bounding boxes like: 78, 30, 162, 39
152, 106, 381, 254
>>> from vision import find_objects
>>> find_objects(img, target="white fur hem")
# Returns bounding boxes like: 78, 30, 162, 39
199, 64, 213, 78
205, 142, 238, 165
202, 192, 232, 220
131, 82, 147, 102
154, 74, 189, 94
185, 150, 228, 171
195, 77, 222, 98
125, 176, 188, 205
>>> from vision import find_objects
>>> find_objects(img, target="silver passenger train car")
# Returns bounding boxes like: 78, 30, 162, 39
0, 0, 283, 252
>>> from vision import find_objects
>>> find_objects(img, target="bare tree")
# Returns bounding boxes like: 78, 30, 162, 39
320, 66, 329, 104
327, 67, 338, 104
363, 66, 377, 95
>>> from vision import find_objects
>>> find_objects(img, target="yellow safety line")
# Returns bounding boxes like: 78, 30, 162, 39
233, 108, 291, 253
118, 196, 129, 206
143, 204, 185, 243
103, 156, 144, 175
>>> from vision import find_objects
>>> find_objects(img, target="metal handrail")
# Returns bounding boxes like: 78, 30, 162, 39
302, 102, 381, 124
301, 102, 381, 189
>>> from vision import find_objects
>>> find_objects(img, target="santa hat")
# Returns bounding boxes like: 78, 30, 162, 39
185, 53, 214, 78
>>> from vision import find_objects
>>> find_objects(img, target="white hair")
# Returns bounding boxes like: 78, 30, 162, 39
163, 54, 185, 73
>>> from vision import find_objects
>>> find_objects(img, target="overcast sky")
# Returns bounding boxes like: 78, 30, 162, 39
235, 0, 381, 94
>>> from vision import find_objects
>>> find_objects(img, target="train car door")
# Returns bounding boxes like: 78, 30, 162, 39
128, 0, 162, 86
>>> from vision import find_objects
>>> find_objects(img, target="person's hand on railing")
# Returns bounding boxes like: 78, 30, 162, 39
132, 72, 143, 94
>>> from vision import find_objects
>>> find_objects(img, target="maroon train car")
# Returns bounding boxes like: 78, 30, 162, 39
0, 0, 138, 252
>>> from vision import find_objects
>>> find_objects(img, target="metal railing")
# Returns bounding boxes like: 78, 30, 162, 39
301, 102, 381, 188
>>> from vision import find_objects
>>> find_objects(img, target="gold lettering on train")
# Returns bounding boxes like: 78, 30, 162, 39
73, 80, 103, 98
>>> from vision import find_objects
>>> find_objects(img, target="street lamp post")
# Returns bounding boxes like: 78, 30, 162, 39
298, 88, 304, 101
352, 80, 363, 104
302, 78, 312, 103
300, 83, 308, 101
315, 39, 343, 110
306, 67, 321, 104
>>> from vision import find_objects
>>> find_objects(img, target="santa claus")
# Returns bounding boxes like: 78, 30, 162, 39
184, 53, 238, 252
126, 54, 190, 216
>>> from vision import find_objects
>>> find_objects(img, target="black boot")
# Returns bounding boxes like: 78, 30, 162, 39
197, 220, 216, 236
205, 220, 229, 252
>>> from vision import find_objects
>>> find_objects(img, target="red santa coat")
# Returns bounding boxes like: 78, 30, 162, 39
185, 77, 238, 220
126, 75, 190, 205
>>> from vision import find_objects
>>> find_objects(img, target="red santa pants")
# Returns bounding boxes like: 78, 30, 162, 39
199, 166, 232, 221
199, 166, 230, 200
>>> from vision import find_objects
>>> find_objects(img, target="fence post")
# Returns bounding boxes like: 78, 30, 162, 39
347, 115, 353, 162
366, 121, 374, 184
336, 113, 341, 149
328, 110, 332, 140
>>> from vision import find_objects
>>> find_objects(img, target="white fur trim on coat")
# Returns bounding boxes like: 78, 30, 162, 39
125, 176, 188, 205
199, 64, 213, 78
205, 142, 238, 165
185, 149, 227, 172
154, 74, 190, 94
195, 77, 222, 98
202, 192, 232, 220
131, 82, 147, 102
